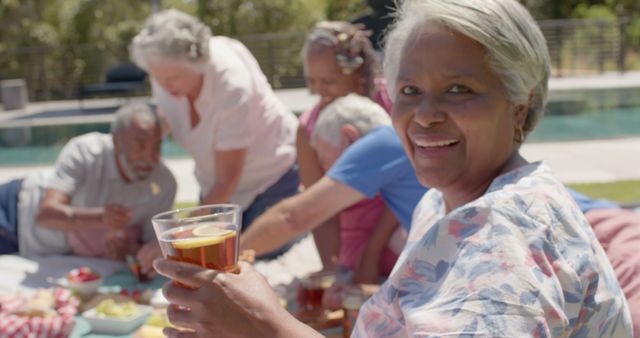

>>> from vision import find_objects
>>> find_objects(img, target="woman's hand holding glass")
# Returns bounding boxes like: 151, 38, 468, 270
154, 259, 293, 337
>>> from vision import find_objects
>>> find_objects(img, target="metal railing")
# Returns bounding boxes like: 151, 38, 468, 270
0, 19, 635, 103
539, 18, 630, 77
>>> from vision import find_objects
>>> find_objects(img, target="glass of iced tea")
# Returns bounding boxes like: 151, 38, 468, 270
152, 204, 241, 277
299, 274, 335, 311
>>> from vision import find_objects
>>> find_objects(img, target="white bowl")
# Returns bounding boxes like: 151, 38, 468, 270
82, 304, 153, 335
58, 277, 103, 298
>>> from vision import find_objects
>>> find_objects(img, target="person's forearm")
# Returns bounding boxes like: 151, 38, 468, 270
240, 201, 311, 255
206, 148, 245, 206
312, 216, 341, 270
296, 126, 324, 188
201, 181, 238, 205
37, 204, 105, 232
241, 177, 362, 257
362, 209, 401, 257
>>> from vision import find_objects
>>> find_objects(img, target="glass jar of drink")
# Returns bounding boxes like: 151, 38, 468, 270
299, 274, 336, 311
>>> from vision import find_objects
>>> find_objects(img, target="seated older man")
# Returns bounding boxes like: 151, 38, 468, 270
0, 103, 176, 267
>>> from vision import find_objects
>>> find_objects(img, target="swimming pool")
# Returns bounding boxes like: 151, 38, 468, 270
529, 87, 640, 141
0, 87, 639, 166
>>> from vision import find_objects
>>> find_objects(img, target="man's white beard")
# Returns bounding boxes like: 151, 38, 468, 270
119, 152, 140, 182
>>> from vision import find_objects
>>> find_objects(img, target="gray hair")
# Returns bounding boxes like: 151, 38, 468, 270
384, 0, 551, 136
311, 94, 391, 147
130, 9, 211, 71
111, 103, 160, 136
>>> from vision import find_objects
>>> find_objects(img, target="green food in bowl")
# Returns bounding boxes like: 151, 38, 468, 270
146, 311, 173, 327
94, 299, 141, 319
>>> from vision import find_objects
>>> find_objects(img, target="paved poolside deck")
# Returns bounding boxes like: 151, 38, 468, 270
0, 133, 637, 203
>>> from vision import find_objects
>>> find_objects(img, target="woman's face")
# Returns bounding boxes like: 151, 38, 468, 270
304, 45, 362, 106
148, 62, 203, 98
392, 26, 526, 199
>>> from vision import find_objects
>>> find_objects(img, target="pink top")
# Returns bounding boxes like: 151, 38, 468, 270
300, 78, 396, 278
339, 196, 399, 277
299, 78, 392, 137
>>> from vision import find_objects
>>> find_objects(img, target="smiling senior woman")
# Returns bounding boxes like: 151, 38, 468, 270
130, 10, 299, 261
153, 0, 633, 337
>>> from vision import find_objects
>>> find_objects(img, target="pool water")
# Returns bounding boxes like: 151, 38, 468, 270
0, 87, 639, 166
0, 133, 188, 166
528, 87, 640, 141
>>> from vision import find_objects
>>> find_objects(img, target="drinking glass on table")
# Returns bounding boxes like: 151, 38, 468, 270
151, 204, 242, 282
299, 273, 336, 311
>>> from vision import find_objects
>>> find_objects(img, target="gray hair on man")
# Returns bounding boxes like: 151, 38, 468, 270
111, 103, 160, 136
311, 94, 391, 147
384, 0, 551, 138
130, 9, 211, 71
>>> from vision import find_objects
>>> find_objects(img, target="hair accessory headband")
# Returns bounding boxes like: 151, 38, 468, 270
312, 21, 371, 75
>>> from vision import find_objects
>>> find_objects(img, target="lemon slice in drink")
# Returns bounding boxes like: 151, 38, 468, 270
172, 225, 234, 250
192, 224, 234, 237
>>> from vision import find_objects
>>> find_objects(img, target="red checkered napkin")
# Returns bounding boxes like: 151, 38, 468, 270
0, 288, 80, 338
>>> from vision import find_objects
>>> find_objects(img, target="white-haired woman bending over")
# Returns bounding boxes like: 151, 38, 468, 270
130, 10, 299, 264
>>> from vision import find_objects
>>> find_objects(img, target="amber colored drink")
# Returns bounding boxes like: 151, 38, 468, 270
300, 274, 335, 310
303, 288, 325, 309
159, 222, 239, 273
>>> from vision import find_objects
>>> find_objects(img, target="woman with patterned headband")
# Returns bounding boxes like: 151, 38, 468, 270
298, 21, 402, 289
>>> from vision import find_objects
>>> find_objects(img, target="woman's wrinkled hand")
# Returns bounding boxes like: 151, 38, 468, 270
153, 259, 288, 337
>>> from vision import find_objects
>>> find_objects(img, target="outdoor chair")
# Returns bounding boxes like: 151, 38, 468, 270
78, 63, 148, 109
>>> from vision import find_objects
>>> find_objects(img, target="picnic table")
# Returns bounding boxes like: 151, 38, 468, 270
0, 236, 344, 337
0, 254, 161, 337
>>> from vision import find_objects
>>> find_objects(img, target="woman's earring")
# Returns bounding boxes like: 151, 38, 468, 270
514, 125, 525, 143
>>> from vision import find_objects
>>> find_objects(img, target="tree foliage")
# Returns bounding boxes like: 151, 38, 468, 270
0, 0, 639, 101
0, 0, 150, 100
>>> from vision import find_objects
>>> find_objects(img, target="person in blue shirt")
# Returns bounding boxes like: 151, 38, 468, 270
326, 121, 419, 232
569, 188, 620, 213
240, 94, 427, 260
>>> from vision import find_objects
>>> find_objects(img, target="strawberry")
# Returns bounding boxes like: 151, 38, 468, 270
67, 266, 101, 283
132, 289, 142, 302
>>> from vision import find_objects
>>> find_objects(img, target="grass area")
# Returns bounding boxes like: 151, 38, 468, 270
568, 180, 640, 205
